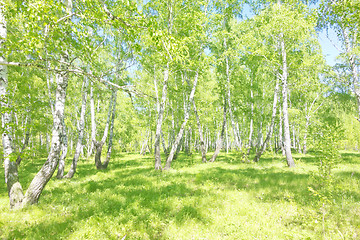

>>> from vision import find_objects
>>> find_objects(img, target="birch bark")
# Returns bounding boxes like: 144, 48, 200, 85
254, 78, 279, 162
164, 72, 199, 170
64, 76, 88, 178
280, 35, 295, 167
154, 65, 169, 170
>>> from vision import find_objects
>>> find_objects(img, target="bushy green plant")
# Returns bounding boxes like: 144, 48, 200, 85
308, 119, 343, 237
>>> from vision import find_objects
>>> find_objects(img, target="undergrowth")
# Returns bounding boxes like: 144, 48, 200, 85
0, 151, 359, 239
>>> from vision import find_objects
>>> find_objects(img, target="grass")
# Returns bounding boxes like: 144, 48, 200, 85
1, 151, 360, 239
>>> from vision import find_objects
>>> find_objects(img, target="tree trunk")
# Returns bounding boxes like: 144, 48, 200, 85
64, 76, 88, 178
209, 98, 227, 162
342, 27, 360, 122
164, 71, 199, 170
280, 35, 295, 167
254, 78, 279, 162
247, 79, 254, 155
193, 99, 207, 162
16, 116, 31, 165
56, 119, 68, 178
1, 5, 24, 208
88, 82, 96, 157
303, 116, 310, 154
154, 64, 169, 170
93, 90, 116, 170
104, 90, 117, 167
22, 58, 69, 206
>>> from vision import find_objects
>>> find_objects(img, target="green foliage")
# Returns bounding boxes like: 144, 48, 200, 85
1, 152, 360, 239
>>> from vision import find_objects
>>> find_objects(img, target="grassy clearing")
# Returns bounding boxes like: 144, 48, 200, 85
1, 151, 360, 239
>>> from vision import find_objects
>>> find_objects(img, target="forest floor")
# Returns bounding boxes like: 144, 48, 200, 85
1, 151, 360, 239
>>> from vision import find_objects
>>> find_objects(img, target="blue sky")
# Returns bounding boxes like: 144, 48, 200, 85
318, 28, 341, 66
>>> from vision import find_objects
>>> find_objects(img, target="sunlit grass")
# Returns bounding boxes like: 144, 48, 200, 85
1, 151, 360, 239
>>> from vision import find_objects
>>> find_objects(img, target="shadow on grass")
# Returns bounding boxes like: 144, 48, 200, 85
2, 151, 360, 239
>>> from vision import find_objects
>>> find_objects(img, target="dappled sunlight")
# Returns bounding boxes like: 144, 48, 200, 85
1, 152, 360, 239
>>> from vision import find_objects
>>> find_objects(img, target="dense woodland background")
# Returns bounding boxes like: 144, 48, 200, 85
1, 0, 360, 234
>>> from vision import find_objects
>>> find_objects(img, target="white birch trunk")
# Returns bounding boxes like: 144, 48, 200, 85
280, 35, 295, 167
154, 64, 169, 170
64, 76, 88, 178
1, 4, 25, 209
254, 78, 280, 162
164, 72, 199, 170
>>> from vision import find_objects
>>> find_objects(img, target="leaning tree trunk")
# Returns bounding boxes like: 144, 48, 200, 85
254, 78, 280, 162
64, 76, 88, 178
22, 59, 69, 206
280, 35, 295, 168
209, 98, 227, 162
154, 64, 169, 170
164, 71, 199, 170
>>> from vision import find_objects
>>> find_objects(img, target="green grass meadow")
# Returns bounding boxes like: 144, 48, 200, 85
1, 151, 360, 239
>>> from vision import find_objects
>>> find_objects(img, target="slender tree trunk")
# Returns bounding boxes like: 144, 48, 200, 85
303, 115, 310, 154
254, 78, 279, 162
209, 98, 227, 162
56, 119, 68, 178
88, 82, 96, 157
193, 99, 207, 162
16, 116, 31, 165
64, 76, 88, 178
1, 4, 24, 209
161, 131, 168, 155
93, 90, 116, 170
164, 71, 198, 170
280, 36, 295, 167
154, 64, 169, 170
342, 27, 360, 122
104, 90, 117, 167
247, 79, 254, 155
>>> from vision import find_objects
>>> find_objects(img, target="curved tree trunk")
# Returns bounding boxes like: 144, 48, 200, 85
22, 60, 69, 206
164, 71, 198, 170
